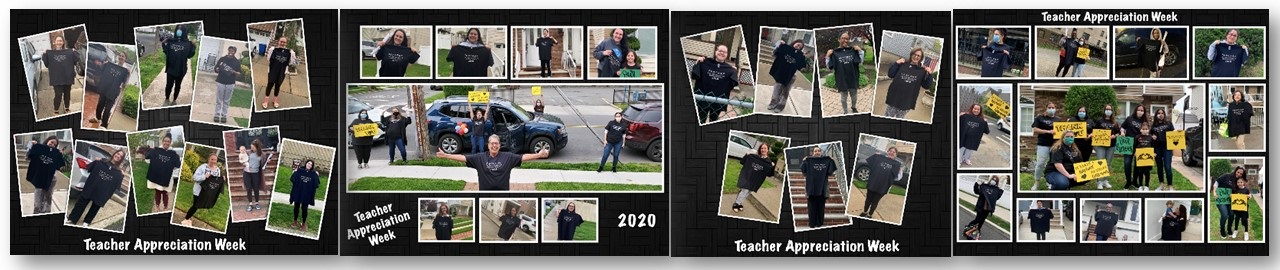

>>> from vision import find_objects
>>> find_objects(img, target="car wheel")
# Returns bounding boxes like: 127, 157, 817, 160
530, 137, 554, 155
855, 166, 871, 182
646, 139, 662, 162
1164, 46, 1181, 66
440, 134, 463, 154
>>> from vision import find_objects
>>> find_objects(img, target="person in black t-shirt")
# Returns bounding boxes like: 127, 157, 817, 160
436, 135, 549, 191
535, 29, 559, 78
91, 53, 131, 129
160, 26, 197, 105
858, 147, 903, 218
1029, 102, 1058, 190
43, 35, 80, 115
766, 39, 809, 113
978, 28, 1013, 78
555, 202, 585, 241
1091, 203, 1120, 241
957, 103, 990, 166
1089, 104, 1120, 190
1212, 167, 1244, 237
597, 112, 628, 173
446, 28, 495, 77
882, 47, 936, 119
213, 46, 242, 124
1207, 29, 1250, 77
1151, 109, 1178, 191
1043, 130, 1081, 190
68, 149, 127, 227
826, 31, 865, 114
592, 28, 627, 78
691, 44, 740, 124
732, 143, 776, 213
1225, 90, 1254, 150
25, 136, 67, 214
1055, 28, 1078, 77
381, 108, 412, 163
496, 206, 522, 240
143, 134, 180, 211
1136, 28, 1169, 78
262, 36, 295, 109
1119, 105, 1149, 190
1160, 204, 1188, 241
1028, 200, 1055, 240
963, 175, 1005, 240
433, 204, 454, 241
375, 29, 421, 77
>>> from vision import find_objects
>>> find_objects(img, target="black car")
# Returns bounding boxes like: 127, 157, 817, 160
425, 96, 568, 155
1182, 120, 1204, 167
1114, 27, 1186, 68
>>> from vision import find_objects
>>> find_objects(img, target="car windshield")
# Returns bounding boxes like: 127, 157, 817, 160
348, 98, 373, 114
507, 103, 532, 120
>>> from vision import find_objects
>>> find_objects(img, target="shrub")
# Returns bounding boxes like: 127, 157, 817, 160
1064, 85, 1118, 119
1208, 158, 1232, 179
1193, 28, 1265, 77
442, 85, 474, 97
121, 85, 141, 119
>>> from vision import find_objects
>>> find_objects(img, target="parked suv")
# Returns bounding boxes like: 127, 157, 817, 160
425, 96, 568, 155
1114, 27, 1187, 69
852, 144, 911, 187
622, 102, 662, 162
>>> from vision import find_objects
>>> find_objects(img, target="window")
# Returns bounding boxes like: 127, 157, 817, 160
1125, 201, 1140, 223
1150, 104, 1169, 118
440, 104, 470, 118
1019, 103, 1035, 136
729, 136, 751, 149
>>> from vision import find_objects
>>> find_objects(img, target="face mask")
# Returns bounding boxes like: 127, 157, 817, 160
1064, 137, 1075, 144
1104, 110, 1113, 116
1137, 111, 1145, 117
176, 30, 184, 37
1078, 112, 1087, 119
359, 113, 368, 119
1047, 108, 1056, 115
992, 35, 1001, 43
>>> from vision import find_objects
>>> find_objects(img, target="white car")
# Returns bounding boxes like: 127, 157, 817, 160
996, 117, 1011, 133
519, 214, 537, 233
726, 134, 760, 159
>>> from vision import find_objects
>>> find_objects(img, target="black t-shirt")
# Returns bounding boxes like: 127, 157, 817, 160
690, 59, 739, 98
604, 120, 627, 144
145, 148, 180, 187
800, 156, 836, 197
767, 42, 807, 85
162, 38, 196, 76
1060, 37, 1079, 61
556, 209, 584, 241
1093, 210, 1120, 236
25, 143, 66, 190
267, 47, 292, 82
447, 44, 494, 77
289, 168, 321, 205
1227, 102, 1254, 137
193, 174, 225, 209
42, 49, 80, 86
1028, 208, 1054, 233
1137, 38, 1164, 71
1210, 43, 1248, 77
958, 114, 989, 150
1044, 147, 1080, 175
214, 55, 241, 85
535, 37, 556, 61
465, 152, 523, 191
1120, 117, 1146, 141
975, 183, 1003, 212
81, 160, 123, 207
884, 62, 933, 110
96, 62, 130, 100
1151, 121, 1175, 150
376, 45, 421, 77
1033, 115, 1057, 146
829, 47, 861, 92
381, 116, 412, 140
735, 154, 776, 192
865, 154, 901, 194
979, 43, 1011, 77
497, 214, 521, 240
433, 216, 454, 240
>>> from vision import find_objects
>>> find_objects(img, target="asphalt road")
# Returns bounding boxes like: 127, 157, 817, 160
957, 206, 1011, 241
346, 87, 417, 163
960, 119, 1014, 169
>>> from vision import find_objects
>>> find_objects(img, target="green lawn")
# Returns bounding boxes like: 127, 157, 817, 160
852, 180, 908, 196
349, 177, 466, 191
451, 217, 474, 235
1018, 156, 1199, 191
267, 202, 322, 238
234, 118, 249, 127
574, 220, 598, 241
230, 88, 253, 109
957, 200, 1012, 233
423, 92, 447, 104
362, 59, 431, 77
138, 53, 165, 90
173, 176, 230, 232
131, 161, 155, 215
721, 160, 776, 194
61, 170, 71, 179
392, 159, 662, 173
1207, 198, 1264, 242
436, 49, 453, 77
272, 166, 330, 201
121, 84, 141, 119
535, 182, 662, 191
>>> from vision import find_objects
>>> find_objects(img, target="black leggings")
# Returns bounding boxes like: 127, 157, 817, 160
1231, 210, 1249, 232
265, 78, 283, 97
1135, 167, 1152, 188
95, 97, 115, 127
165, 73, 183, 100
1056, 57, 1072, 77
293, 202, 308, 222
53, 84, 72, 111
540, 59, 552, 77
185, 204, 199, 219
696, 100, 725, 123
808, 195, 826, 228
243, 171, 262, 203
67, 198, 102, 224
967, 209, 992, 230
1036, 232, 1047, 240
864, 191, 886, 215
354, 145, 372, 164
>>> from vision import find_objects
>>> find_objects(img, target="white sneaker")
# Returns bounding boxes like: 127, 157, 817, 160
1246, 234, 1250, 241
1031, 182, 1040, 190
1097, 182, 1104, 190
1231, 231, 1238, 238
1103, 180, 1113, 189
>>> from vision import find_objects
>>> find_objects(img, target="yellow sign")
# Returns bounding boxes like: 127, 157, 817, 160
985, 93, 1010, 119
1231, 194, 1249, 211
1091, 129, 1112, 147
1073, 159, 1110, 182
1166, 130, 1186, 150
531, 86, 542, 96
1135, 147, 1155, 167
1053, 122, 1088, 139
468, 91, 490, 103
352, 123, 379, 138
1076, 46, 1091, 60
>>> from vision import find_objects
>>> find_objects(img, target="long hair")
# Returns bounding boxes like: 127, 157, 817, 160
438, 204, 450, 218
111, 149, 127, 167
1153, 108, 1170, 127
43, 135, 59, 146
1232, 166, 1248, 180
1150, 28, 1163, 40
251, 139, 265, 157
1230, 90, 1246, 104
1099, 103, 1117, 127
987, 28, 1005, 46
391, 28, 411, 47
1177, 205, 1187, 218
967, 103, 982, 116
464, 28, 483, 45
1050, 130, 1080, 156
1129, 104, 1149, 124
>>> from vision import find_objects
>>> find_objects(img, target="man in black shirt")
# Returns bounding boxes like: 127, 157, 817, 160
436, 135, 550, 191
1092, 203, 1120, 241
214, 46, 242, 123
536, 29, 559, 78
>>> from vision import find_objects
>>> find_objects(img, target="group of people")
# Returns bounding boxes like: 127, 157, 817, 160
1053, 28, 1091, 78
349, 106, 413, 168
1030, 102, 1185, 191
1213, 166, 1253, 241
593, 28, 643, 78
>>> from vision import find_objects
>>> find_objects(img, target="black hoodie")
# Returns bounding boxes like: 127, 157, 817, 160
800, 156, 836, 197
25, 143, 66, 190
1092, 210, 1119, 237
42, 49, 81, 86
1028, 208, 1054, 233
768, 42, 807, 86
446, 44, 493, 77
433, 215, 454, 240
979, 43, 1012, 77
973, 182, 1003, 212
1160, 214, 1187, 241
604, 119, 627, 144
556, 209, 584, 240
884, 61, 934, 110
144, 148, 180, 187
735, 154, 776, 192
536, 37, 556, 61
829, 47, 862, 91
865, 154, 901, 194
690, 58, 739, 98
1227, 101, 1254, 137
376, 44, 421, 77
958, 113, 990, 150
96, 62, 130, 100
497, 214, 521, 240
267, 47, 292, 82
214, 55, 241, 85
81, 159, 123, 207
161, 31, 196, 77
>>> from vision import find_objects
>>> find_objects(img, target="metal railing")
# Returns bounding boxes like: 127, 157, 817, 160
490, 53, 506, 77
563, 50, 579, 78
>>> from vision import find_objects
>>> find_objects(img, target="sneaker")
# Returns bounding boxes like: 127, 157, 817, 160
1246, 234, 1250, 241
255, 204, 262, 210
1097, 181, 1104, 190
274, 102, 280, 109
1231, 231, 1238, 238
1030, 182, 1040, 191
1103, 180, 1113, 189
246, 205, 254, 212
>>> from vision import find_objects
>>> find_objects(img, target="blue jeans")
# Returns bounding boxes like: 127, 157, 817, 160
599, 142, 622, 170
1072, 63, 1085, 77
1156, 149, 1174, 186
1032, 146, 1051, 187
470, 134, 486, 154
1217, 204, 1234, 236
388, 138, 406, 162
1045, 171, 1071, 190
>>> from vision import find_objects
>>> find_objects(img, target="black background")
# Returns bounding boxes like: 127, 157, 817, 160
669, 11, 954, 257
9, 9, 340, 255
951, 9, 1268, 256
337, 9, 671, 256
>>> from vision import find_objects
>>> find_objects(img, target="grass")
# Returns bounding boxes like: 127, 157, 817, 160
574, 220, 598, 240
436, 49, 453, 77
535, 182, 662, 191
349, 177, 466, 191
230, 88, 253, 109
462, 237, 473, 240
423, 92, 447, 104
391, 159, 662, 173
131, 161, 155, 215
234, 118, 249, 127
451, 217, 474, 235
173, 176, 230, 231
1017, 156, 1199, 191
362, 59, 430, 77
802, 72, 814, 85
139, 53, 165, 90
272, 166, 330, 201
267, 202, 322, 237
721, 160, 776, 194
121, 84, 141, 119
61, 170, 71, 179
852, 180, 908, 196
957, 200, 1013, 232
1207, 197, 1264, 241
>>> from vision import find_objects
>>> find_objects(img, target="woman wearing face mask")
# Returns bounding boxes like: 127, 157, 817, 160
1071, 36, 1090, 77
978, 28, 1012, 77
1137, 28, 1169, 78
446, 28, 494, 77
432, 204, 454, 240
883, 47, 936, 119
1089, 104, 1120, 190
1120, 105, 1149, 190
1043, 130, 1081, 190
963, 175, 1004, 240
68, 149, 127, 226
182, 152, 225, 226
161, 26, 196, 105
598, 112, 627, 173
533, 99, 545, 119
1213, 166, 1245, 238
1151, 108, 1178, 191
619, 50, 643, 77
1070, 107, 1093, 162
262, 36, 294, 109
957, 104, 989, 166
1029, 102, 1059, 190
555, 202, 585, 241
826, 31, 864, 113
691, 44, 740, 123
381, 108, 412, 161
43, 35, 80, 114
375, 29, 421, 77
349, 109, 375, 168
288, 159, 321, 231
1225, 90, 1254, 150
731, 143, 776, 213
593, 28, 628, 78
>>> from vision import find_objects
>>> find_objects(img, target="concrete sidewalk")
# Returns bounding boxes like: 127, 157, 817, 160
141, 66, 194, 109
346, 162, 663, 186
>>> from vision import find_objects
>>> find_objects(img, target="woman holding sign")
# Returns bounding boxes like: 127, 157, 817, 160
350, 109, 375, 169
1151, 108, 1178, 191
1043, 130, 1081, 190
1089, 104, 1120, 190
1230, 178, 1251, 240
1213, 167, 1245, 238
1069, 106, 1093, 162
1071, 36, 1090, 77
1119, 105, 1149, 190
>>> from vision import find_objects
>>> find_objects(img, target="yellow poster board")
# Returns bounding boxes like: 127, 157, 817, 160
1053, 122, 1088, 139
1166, 130, 1186, 150
1076, 46, 1091, 60
352, 123, 379, 138
985, 93, 1010, 119
1073, 159, 1110, 182
532, 86, 542, 96
1135, 147, 1155, 167
1091, 129, 1112, 147
468, 91, 490, 103
1231, 194, 1249, 211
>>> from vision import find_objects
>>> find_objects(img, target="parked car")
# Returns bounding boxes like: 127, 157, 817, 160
726, 133, 759, 159
361, 40, 377, 58
996, 116, 1011, 133
852, 144, 910, 187
1183, 121, 1204, 167
85, 43, 113, 94
1114, 27, 1187, 69
19, 40, 44, 95
345, 96, 389, 147
622, 102, 663, 162
519, 214, 537, 233
425, 96, 568, 155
